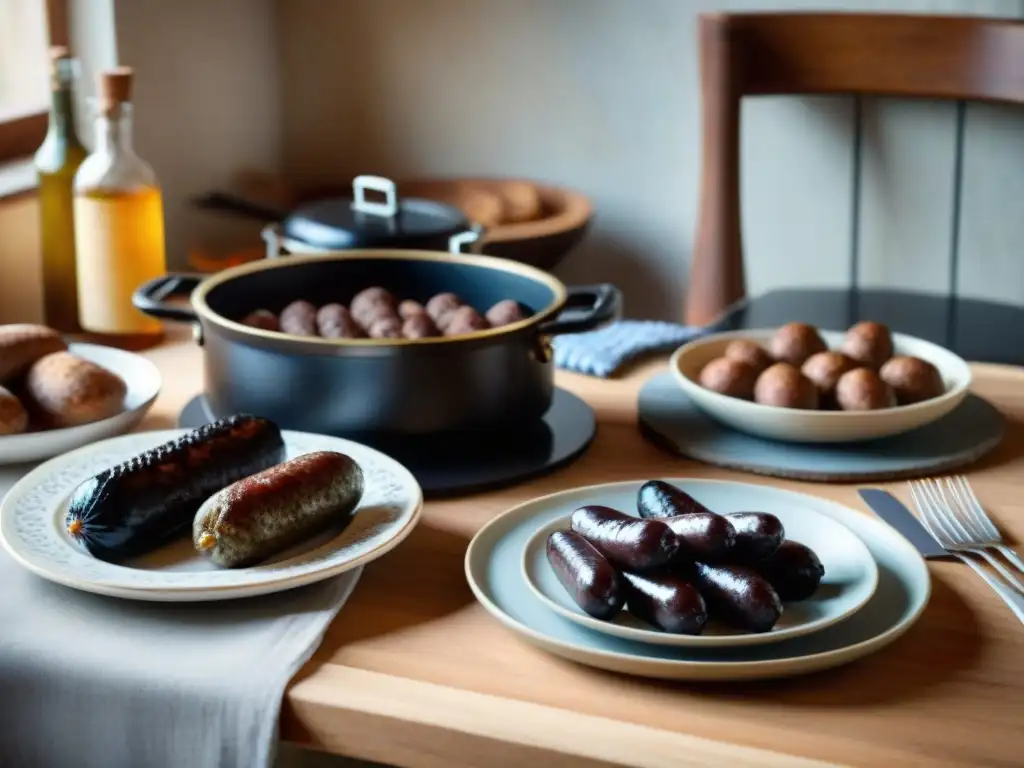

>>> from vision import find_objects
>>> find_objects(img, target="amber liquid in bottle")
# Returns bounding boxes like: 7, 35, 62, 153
74, 67, 165, 350
34, 48, 87, 333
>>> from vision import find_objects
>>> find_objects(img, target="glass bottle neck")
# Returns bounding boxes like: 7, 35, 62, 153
48, 86, 78, 140
95, 106, 134, 155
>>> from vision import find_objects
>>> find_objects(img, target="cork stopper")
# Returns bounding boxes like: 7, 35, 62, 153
98, 66, 134, 115
50, 45, 70, 61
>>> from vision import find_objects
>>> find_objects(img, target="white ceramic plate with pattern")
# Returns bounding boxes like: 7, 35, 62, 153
0, 429, 423, 601
0, 343, 162, 465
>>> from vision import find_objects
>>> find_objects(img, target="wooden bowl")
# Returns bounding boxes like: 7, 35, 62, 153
398, 178, 593, 272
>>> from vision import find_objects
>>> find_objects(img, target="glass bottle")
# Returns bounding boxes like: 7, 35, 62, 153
34, 46, 87, 333
73, 66, 166, 349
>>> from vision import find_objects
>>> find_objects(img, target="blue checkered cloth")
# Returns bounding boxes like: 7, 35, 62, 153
552, 320, 707, 378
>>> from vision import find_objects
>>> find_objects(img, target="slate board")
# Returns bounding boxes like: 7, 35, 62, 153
638, 372, 1005, 482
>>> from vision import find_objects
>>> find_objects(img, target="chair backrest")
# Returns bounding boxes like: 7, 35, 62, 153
686, 13, 1024, 325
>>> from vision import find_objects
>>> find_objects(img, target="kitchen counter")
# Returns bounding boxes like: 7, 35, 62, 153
142, 329, 1024, 767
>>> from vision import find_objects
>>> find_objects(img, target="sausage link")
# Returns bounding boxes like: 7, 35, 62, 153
193, 451, 364, 568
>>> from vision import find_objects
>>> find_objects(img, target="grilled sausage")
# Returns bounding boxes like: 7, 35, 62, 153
662, 512, 736, 563
756, 540, 825, 601
693, 562, 783, 633
570, 505, 679, 571
194, 451, 364, 568
725, 512, 785, 562
637, 480, 716, 518
622, 571, 707, 634
65, 415, 285, 562
546, 530, 624, 620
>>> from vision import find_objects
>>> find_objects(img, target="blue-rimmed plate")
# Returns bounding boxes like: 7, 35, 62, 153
521, 502, 878, 647
465, 479, 929, 681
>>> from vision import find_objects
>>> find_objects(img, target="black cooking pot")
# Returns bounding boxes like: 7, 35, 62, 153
193, 174, 484, 258
133, 250, 620, 436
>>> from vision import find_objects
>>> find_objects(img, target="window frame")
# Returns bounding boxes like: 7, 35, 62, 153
0, 0, 69, 163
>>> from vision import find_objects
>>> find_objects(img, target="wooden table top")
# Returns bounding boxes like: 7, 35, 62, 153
142, 333, 1024, 768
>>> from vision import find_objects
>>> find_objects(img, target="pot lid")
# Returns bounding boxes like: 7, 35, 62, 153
282, 175, 471, 249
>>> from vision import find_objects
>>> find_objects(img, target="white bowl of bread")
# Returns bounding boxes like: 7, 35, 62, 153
671, 322, 972, 444
0, 324, 162, 463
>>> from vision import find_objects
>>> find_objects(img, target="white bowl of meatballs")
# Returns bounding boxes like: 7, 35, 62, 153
670, 322, 973, 444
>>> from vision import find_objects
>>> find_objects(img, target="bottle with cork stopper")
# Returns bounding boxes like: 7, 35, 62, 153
34, 45, 87, 333
73, 66, 166, 350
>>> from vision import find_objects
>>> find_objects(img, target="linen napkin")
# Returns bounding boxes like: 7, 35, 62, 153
553, 319, 706, 378
0, 463, 360, 768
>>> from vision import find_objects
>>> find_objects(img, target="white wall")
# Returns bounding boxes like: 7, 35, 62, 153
3, 0, 1022, 324
277, 0, 1024, 319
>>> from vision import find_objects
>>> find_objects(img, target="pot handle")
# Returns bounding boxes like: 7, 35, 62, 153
132, 273, 203, 323
538, 284, 621, 336
448, 223, 486, 255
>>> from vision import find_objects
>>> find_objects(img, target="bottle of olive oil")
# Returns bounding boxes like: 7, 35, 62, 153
34, 46, 87, 333
74, 66, 165, 349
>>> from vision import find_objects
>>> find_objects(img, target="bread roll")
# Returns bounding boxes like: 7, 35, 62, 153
0, 324, 67, 384
0, 385, 28, 435
24, 352, 127, 428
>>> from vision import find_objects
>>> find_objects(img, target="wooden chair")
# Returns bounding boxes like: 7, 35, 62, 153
687, 12, 1024, 326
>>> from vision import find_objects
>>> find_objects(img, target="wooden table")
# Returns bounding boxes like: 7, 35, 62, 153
143, 333, 1024, 768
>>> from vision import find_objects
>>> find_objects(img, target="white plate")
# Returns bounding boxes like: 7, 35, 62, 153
0, 429, 423, 601
0, 343, 162, 465
671, 329, 972, 443
466, 479, 930, 681
522, 502, 878, 647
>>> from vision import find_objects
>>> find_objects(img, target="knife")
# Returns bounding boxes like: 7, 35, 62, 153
858, 488, 949, 559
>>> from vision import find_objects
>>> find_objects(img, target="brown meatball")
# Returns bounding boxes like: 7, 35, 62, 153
241, 309, 279, 332
350, 287, 396, 323
398, 300, 427, 320
698, 357, 758, 400
768, 322, 827, 367
0, 385, 28, 435
426, 293, 462, 322
835, 368, 897, 411
724, 339, 773, 374
316, 303, 364, 338
880, 355, 944, 405
279, 300, 318, 336
486, 299, 527, 327
754, 363, 819, 410
402, 314, 440, 339
443, 306, 490, 337
801, 351, 857, 408
367, 316, 403, 339
841, 321, 894, 370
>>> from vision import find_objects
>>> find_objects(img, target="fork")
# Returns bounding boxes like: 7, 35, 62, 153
915, 478, 1024, 594
946, 476, 1024, 574
909, 480, 1024, 623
